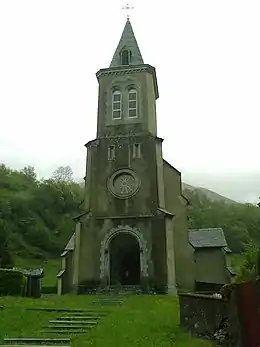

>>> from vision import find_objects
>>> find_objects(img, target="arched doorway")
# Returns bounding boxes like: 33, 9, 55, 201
100, 225, 149, 285
109, 233, 140, 285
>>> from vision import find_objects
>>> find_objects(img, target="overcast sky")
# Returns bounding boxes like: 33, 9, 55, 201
0, 1, 260, 203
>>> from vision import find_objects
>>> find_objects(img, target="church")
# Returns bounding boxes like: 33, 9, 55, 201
57, 19, 233, 295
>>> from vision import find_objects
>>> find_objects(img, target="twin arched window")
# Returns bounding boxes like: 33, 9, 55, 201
112, 88, 138, 120
112, 90, 122, 119
128, 89, 137, 118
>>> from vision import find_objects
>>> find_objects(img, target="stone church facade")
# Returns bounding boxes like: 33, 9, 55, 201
57, 19, 232, 295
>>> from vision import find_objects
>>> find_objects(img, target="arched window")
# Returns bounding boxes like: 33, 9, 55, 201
121, 49, 131, 65
128, 88, 137, 118
112, 90, 122, 119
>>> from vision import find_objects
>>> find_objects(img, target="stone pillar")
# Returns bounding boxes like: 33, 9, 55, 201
72, 222, 81, 293
165, 217, 177, 295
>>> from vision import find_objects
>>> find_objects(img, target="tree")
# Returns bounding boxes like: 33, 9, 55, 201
185, 188, 260, 253
51, 166, 73, 182
21, 166, 37, 182
235, 241, 260, 282
0, 219, 13, 268
0, 164, 83, 260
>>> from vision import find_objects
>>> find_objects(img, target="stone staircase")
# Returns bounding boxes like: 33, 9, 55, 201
99, 285, 142, 295
0, 293, 126, 346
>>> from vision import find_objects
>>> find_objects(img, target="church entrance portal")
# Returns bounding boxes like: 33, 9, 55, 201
109, 233, 140, 285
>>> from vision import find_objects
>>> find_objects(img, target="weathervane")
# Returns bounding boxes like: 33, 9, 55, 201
122, 3, 134, 20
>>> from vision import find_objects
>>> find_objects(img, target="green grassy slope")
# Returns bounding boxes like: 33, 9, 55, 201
0, 295, 213, 347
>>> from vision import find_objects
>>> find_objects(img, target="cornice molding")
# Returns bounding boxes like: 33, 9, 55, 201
96, 64, 159, 99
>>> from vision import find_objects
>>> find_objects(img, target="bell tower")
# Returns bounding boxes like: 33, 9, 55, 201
84, 18, 165, 218
96, 19, 159, 138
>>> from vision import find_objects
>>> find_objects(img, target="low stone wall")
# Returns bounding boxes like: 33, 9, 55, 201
179, 293, 228, 341
179, 282, 260, 346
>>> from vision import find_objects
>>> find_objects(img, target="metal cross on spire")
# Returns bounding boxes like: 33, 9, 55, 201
122, 3, 134, 20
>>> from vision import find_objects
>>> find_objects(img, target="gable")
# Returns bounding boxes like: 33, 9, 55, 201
65, 233, 75, 251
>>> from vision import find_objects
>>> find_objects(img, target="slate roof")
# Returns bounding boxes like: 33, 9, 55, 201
110, 19, 144, 67
188, 228, 227, 248
13, 267, 44, 277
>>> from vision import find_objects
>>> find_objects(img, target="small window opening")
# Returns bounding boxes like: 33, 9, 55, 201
112, 90, 122, 119
128, 89, 137, 118
133, 143, 141, 158
108, 145, 116, 160
121, 49, 131, 65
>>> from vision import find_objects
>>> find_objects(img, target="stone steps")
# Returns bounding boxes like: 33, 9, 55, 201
0, 345, 70, 347
40, 331, 86, 335
49, 320, 97, 325
57, 312, 108, 317
1, 338, 71, 347
44, 326, 93, 330
25, 308, 108, 313
56, 316, 100, 320
92, 300, 122, 305
3, 339, 70, 345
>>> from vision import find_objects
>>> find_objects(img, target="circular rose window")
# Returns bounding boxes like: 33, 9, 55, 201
107, 169, 140, 199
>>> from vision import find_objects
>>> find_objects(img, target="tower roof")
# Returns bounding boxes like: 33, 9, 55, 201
110, 19, 144, 67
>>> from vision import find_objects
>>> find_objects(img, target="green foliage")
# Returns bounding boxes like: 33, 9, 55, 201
234, 242, 260, 282
0, 269, 27, 296
51, 165, 73, 182
0, 164, 84, 260
0, 219, 13, 268
185, 189, 260, 253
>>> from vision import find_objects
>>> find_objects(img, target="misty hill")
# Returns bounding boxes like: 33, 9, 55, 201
78, 179, 237, 204
183, 182, 238, 204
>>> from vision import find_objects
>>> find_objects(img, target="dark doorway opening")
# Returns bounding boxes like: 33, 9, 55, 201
109, 233, 140, 285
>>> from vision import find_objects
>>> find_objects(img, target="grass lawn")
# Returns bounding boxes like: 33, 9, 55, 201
0, 294, 214, 347
14, 256, 60, 287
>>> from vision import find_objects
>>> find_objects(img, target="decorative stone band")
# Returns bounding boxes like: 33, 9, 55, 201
85, 135, 164, 148
96, 64, 159, 99
97, 67, 147, 77
100, 225, 149, 281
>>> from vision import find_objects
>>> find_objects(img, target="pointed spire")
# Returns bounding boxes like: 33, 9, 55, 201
110, 19, 144, 68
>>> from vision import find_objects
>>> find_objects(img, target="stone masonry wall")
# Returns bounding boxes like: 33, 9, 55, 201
179, 291, 245, 346
179, 293, 228, 341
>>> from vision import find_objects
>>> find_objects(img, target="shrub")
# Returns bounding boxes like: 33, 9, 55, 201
235, 242, 260, 282
0, 268, 27, 296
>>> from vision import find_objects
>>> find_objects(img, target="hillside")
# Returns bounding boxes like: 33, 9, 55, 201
1, 163, 260, 268
182, 183, 237, 204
